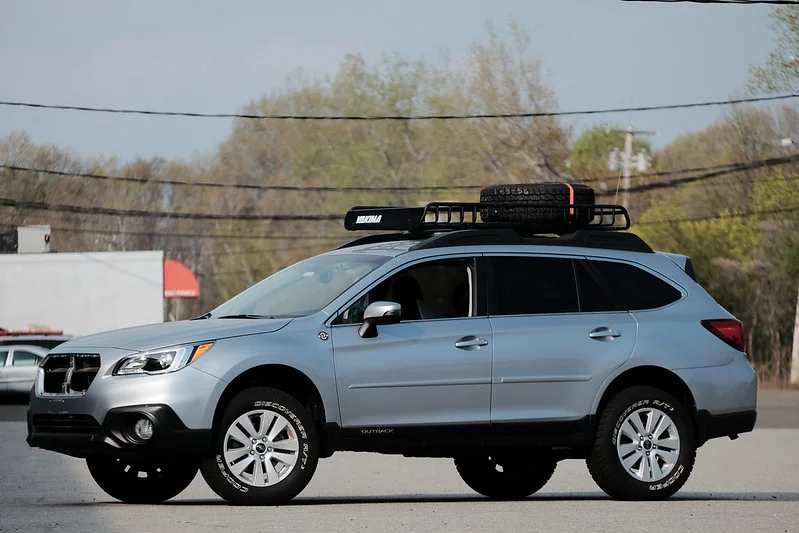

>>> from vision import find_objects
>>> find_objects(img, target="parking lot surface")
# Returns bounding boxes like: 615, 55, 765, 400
1, 390, 798, 533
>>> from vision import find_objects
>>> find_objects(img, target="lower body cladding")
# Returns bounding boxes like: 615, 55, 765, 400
27, 404, 212, 458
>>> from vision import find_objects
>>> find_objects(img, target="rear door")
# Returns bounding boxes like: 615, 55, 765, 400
5, 348, 43, 393
486, 254, 637, 423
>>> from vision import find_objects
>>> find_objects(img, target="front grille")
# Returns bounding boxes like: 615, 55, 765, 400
31, 414, 100, 434
41, 354, 101, 395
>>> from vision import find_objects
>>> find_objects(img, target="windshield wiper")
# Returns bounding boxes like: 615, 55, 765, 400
191, 312, 212, 320
216, 314, 276, 319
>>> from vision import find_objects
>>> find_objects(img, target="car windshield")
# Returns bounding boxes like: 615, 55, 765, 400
208, 253, 390, 319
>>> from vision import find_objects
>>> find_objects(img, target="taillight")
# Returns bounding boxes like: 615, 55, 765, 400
701, 319, 745, 352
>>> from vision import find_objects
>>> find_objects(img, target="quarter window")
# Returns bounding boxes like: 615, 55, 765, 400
489, 257, 578, 316
589, 260, 682, 310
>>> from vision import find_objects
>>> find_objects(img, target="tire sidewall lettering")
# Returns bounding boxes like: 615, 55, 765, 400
611, 397, 681, 493
218, 400, 310, 491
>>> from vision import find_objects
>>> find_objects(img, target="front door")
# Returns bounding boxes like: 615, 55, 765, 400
331, 256, 492, 428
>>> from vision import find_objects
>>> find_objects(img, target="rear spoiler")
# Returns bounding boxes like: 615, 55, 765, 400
660, 252, 697, 282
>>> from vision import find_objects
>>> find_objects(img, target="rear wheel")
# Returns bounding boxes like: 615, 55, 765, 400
86, 455, 199, 503
454, 455, 557, 499
587, 386, 696, 500
200, 387, 319, 505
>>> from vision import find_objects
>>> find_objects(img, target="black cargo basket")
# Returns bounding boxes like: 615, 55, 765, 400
344, 202, 630, 236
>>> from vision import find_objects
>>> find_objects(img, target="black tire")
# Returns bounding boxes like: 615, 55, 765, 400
454, 455, 557, 499
479, 182, 595, 233
86, 455, 199, 503
200, 387, 319, 506
587, 386, 696, 501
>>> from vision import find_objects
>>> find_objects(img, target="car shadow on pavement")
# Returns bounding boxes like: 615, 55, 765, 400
155, 491, 799, 506
39, 492, 799, 507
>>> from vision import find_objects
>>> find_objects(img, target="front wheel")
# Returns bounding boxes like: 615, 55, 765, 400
587, 386, 697, 500
86, 455, 199, 503
200, 387, 319, 505
454, 455, 557, 499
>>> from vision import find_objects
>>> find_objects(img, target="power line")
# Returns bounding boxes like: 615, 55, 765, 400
596, 154, 799, 196
7, 152, 799, 195
1, 93, 797, 121
621, 0, 799, 4
0, 222, 345, 241
0, 197, 342, 221
639, 205, 799, 225
0, 164, 483, 192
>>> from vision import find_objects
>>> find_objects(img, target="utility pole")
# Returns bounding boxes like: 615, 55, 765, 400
792, 283, 799, 385
778, 136, 799, 385
608, 124, 656, 210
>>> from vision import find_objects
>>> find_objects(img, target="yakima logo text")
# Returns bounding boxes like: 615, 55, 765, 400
356, 215, 382, 224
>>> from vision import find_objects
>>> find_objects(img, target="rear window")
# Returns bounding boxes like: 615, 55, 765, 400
589, 260, 682, 310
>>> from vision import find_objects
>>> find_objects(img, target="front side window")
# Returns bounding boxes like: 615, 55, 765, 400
336, 258, 475, 324
0, 350, 8, 366
489, 256, 579, 316
209, 253, 391, 318
12, 350, 40, 367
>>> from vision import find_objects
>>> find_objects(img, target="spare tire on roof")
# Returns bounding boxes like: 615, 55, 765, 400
479, 182, 595, 233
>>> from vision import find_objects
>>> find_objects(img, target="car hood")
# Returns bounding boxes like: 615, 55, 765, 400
53, 318, 293, 352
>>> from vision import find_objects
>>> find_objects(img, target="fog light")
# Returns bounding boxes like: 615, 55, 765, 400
133, 418, 154, 440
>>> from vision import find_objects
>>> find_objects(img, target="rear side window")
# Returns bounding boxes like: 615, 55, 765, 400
589, 260, 681, 310
0, 350, 8, 366
489, 257, 578, 316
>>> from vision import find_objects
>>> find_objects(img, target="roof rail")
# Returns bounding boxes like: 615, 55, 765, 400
344, 202, 630, 234
410, 229, 653, 253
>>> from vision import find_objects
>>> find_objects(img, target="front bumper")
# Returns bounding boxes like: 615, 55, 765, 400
27, 404, 212, 459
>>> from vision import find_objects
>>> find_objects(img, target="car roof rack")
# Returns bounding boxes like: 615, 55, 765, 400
337, 201, 652, 253
344, 201, 629, 233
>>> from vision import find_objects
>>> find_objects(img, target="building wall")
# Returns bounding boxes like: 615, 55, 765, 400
0, 251, 164, 337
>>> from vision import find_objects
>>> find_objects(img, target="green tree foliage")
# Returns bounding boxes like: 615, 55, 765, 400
749, 6, 799, 93
0, 20, 569, 320
634, 109, 799, 383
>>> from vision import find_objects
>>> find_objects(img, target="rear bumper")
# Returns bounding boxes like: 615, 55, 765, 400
696, 409, 757, 445
27, 404, 212, 459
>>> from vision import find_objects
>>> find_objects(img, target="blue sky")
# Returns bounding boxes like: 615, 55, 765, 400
0, 0, 781, 163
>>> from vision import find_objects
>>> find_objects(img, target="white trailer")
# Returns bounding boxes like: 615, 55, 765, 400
0, 250, 164, 337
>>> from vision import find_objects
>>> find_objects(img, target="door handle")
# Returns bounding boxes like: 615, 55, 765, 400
589, 327, 621, 341
455, 336, 489, 350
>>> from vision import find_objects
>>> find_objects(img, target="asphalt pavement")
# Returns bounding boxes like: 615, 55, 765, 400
1, 389, 797, 532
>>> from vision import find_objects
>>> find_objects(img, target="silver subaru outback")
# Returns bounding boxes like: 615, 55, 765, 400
27, 183, 757, 505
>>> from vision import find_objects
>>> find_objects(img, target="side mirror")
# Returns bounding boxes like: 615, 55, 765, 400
358, 301, 402, 338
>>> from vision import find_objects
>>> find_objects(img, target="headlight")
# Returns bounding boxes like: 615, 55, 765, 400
114, 342, 214, 376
